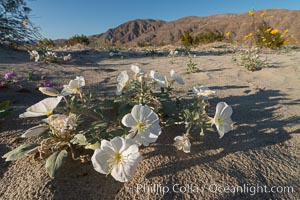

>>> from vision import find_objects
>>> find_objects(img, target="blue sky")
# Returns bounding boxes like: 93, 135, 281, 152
27, 0, 300, 39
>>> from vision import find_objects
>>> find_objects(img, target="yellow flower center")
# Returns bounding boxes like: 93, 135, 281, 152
179, 140, 186, 146
113, 152, 123, 164
136, 121, 147, 131
216, 117, 222, 124
46, 111, 53, 116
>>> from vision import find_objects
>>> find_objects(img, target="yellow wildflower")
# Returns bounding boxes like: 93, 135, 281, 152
265, 28, 272, 33
260, 12, 265, 17
248, 10, 255, 16
284, 29, 289, 34
22, 20, 27, 26
243, 33, 253, 40
225, 32, 231, 38
270, 29, 279, 35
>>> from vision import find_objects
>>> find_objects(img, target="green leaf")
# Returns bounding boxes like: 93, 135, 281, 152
0, 100, 9, 110
45, 150, 68, 178
2, 143, 39, 161
119, 103, 133, 119
102, 99, 115, 109
108, 129, 125, 137
193, 112, 200, 120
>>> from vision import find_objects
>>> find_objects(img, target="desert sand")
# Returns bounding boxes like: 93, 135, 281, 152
0, 46, 299, 199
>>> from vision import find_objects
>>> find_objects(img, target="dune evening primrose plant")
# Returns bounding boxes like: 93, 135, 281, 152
4, 65, 235, 181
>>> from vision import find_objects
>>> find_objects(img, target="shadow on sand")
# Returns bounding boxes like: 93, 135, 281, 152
143, 88, 298, 199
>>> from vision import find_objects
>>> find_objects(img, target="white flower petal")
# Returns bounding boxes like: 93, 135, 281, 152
173, 135, 191, 153
182, 145, 191, 153
39, 87, 60, 97
19, 96, 62, 118
61, 87, 74, 96
122, 143, 139, 156
170, 70, 184, 85
131, 105, 142, 121
91, 149, 112, 174
220, 104, 233, 119
122, 114, 137, 127
150, 71, 167, 88
100, 139, 115, 154
110, 136, 126, 152
21, 125, 49, 138
215, 102, 227, 118
117, 71, 129, 85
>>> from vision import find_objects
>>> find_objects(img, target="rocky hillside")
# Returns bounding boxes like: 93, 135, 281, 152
90, 9, 300, 46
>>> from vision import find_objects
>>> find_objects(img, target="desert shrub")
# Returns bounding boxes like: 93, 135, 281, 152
65, 34, 90, 46
37, 38, 56, 48
137, 41, 152, 47
256, 25, 287, 49
194, 29, 225, 44
179, 30, 194, 47
179, 29, 225, 46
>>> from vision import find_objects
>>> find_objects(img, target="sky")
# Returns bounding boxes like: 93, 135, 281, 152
27, 0, 300, 39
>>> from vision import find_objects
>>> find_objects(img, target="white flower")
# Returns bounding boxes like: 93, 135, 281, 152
149, 70, 168, 88
19, 96, 62, 118
170, 69, 184, 85
109, 52, 114, 57
213, 102, 233, 138
61, 76, 85, 96
116, 71, 129, 95
131, 65, 145, 75
28, 50, 40, 62
63, 54, 72, 61
21, 124, 49, 138
91, 136, 142, 182
46, 113, 76, 136
174, 135, 191, 153
122, 105, 161, 146
168, 50, 178, 57
39, 87, 61, 97
192, 86, 216, 100
45, 51, 57, 58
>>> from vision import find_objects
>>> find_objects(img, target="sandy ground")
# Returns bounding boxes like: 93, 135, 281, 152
0, 47, 299, 200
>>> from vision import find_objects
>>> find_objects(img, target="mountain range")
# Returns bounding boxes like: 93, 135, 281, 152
90, 9, 300, 46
